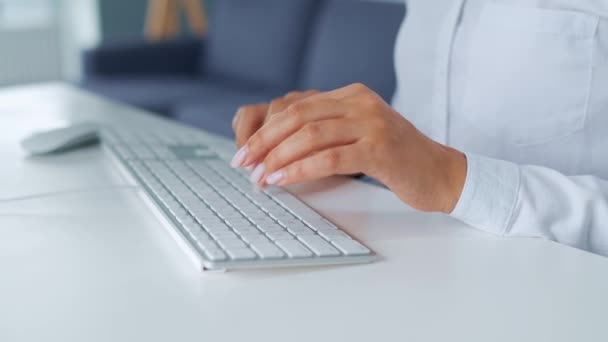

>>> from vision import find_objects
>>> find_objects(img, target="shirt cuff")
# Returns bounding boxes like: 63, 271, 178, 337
449, 152, 521, 235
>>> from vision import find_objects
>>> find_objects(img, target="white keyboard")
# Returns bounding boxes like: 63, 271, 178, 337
101, 128, 375, 271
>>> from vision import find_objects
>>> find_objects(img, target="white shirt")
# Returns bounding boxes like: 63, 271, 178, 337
392, 0, 608, 256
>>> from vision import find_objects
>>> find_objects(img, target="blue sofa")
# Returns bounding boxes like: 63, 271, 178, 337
81, 0, 405, 137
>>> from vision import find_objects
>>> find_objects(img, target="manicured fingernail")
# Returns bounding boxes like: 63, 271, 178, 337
230, 145, 248, 168
265, 170, 285, 185
250, 163, 265, 183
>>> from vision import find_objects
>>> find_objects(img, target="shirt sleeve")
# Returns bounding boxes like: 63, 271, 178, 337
450, 153, 608, 256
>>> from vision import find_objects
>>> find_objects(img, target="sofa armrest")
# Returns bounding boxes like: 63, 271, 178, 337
82, 38, 203, 78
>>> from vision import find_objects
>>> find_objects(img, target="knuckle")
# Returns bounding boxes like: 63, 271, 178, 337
265, 109, 278, 120
265, 109, 280, 123
361, 92, 382, 110
323, 150, 341, 172
302, 123, 322, 141
284, 109, 303, 128
269, 97, 286, 110
303, 89, 320, 98
285, 91, 301, 99
286, 102, 305, 117
349, 82, 368, 93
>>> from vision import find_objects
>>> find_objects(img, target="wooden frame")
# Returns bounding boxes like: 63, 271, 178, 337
145, 0, 208, 40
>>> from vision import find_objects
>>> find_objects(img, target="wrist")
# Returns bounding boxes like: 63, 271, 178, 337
437, 146, 467, 214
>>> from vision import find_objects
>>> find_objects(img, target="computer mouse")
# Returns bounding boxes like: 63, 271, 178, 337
21, 122, 101, 155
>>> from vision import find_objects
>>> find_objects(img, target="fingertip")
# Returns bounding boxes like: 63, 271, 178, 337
265, 170, 285, 186
249, 163, 266, 183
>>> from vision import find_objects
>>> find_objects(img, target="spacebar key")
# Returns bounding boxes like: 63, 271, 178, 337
297, 235, 340, 257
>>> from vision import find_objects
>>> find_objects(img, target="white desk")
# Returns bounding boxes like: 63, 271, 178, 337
1, 84, 607, 342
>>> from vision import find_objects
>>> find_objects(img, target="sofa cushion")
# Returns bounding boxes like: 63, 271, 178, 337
174, 87, 276, 137
83, 38, 202, 78
203, 0, 320, 92
82, 77, 275, 125
82, 77, 213, 115
298, 0, 405, 101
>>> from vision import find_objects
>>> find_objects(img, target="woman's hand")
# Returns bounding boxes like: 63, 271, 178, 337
232, 90, 319, 148
231, 83, 467, 213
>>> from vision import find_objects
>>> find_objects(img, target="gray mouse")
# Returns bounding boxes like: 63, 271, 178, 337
21, 122, 100, 155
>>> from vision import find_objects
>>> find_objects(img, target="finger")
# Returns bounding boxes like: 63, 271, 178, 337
267, 96, 289, 117
283, 90, 305, 101
262, 144, 365, 186
242, 98, 347, 166
285, 89, 319, 101
262, 118, 361, 176
233, 104, 268, 148
265, 90, 319, 123
316, 83, 370, 100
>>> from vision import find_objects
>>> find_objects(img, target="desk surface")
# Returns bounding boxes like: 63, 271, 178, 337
1, 84, 607, 342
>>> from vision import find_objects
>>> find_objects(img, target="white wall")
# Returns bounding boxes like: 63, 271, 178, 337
0, 0, 100, 86
0, 27, 62, 85
58, 0, 100, 81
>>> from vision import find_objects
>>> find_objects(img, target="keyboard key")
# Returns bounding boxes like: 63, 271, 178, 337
286, 225, 316, 236
178, 215, 197, 226
317, 229, 351, 240
252, 217, 276, 226
204, 248, 227, 261
240, 233, 271, 244
131, 145, 155, 159
202, 221, 230, 231
276, 239, 313, 258
232, 226, 262, 236
226, 248, 257, 260
309, 218, 339, 231
250, 243, 285, 259
217, 238, 248, 250
255, 222, 284, 233
208, 230, 238, 240
297, 235, 341, 257
113, 145, 135, 159
225, 217, 251, 227
191, 230, 211, 242
329, 237, 371, 256
196, 238, 219, 252
265, 231, 295, 241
